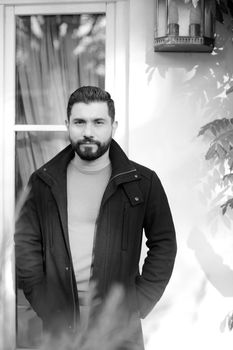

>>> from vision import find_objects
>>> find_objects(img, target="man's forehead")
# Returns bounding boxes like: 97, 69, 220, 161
70, 101, 110, 118
71, 101, 108, 110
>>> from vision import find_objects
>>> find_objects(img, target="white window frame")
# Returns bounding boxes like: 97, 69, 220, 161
0, 1, 129, 349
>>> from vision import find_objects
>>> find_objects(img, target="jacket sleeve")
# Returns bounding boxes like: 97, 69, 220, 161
14, 176, 47, 319
136, 171, 177, 318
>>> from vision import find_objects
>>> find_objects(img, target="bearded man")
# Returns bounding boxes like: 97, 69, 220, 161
15, 86, 177, 349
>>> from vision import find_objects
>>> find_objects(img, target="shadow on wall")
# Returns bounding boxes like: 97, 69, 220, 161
188, 228, 233, 298
187, 227, 233, 331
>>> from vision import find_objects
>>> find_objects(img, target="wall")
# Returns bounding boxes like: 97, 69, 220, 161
127, 1, 233, 349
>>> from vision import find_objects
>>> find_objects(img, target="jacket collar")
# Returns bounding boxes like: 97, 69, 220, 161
37, 139, 141, 186
36, 140, 143, 260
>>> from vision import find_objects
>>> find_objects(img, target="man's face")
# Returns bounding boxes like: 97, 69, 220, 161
66, 101, 117, 161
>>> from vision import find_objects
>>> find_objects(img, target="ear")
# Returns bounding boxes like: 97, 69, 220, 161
112, 121, 118, 138
65, 119, 69, 130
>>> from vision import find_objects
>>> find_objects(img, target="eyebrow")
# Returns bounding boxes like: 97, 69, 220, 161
71, 117, 85, 122
72, 117, 106, 121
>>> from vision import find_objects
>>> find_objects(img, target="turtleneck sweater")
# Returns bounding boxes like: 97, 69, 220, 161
67, 151, 111, 310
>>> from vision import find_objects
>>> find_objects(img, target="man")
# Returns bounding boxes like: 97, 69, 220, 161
15, 86, 177, 349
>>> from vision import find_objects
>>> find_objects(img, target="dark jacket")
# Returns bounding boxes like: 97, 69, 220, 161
15, 139, 177, 348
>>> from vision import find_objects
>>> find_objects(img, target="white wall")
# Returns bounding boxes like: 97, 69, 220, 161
127, 1, 233, 349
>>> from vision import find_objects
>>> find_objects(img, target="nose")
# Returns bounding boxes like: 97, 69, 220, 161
83, 123, 93, 138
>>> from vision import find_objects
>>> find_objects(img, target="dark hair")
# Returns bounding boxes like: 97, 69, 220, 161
67, 86, 115, 121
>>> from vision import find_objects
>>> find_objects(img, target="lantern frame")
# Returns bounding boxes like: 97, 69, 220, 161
154, 0, 215, 52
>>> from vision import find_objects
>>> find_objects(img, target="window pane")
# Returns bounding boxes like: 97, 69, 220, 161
16, 14, 106, 124
15, 130, 69, 348
15, 130, 69, 199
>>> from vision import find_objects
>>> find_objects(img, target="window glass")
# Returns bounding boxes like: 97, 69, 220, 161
16, 14, 106, 124
15, 131, 69, 198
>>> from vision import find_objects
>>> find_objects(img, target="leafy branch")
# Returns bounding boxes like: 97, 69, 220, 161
198, 0, 233, 216
199, 118, 233, 214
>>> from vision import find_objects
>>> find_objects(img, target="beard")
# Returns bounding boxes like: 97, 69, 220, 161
70, 136, 112, 161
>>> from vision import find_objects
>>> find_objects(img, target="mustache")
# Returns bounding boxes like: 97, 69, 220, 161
76, 138, 101, 146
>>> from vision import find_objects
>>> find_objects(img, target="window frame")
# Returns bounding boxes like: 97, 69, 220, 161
0, 0, 129, 349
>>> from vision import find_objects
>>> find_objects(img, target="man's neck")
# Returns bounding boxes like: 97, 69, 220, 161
72, 149, 111, 172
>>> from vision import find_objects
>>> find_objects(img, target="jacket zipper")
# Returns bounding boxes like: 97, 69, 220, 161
109, 169, 137, 183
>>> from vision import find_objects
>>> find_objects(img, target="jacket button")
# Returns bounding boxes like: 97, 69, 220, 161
134, 174, 138, 178
134, 196, 139, 201
43, 167, 47, 171
65, 266, 69, 271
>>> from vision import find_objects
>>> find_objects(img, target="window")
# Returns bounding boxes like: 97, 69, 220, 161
16, 10, 106, 349
0, 1, 129, 348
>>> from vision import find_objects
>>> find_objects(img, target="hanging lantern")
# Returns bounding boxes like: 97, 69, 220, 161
154, 0, 215, 52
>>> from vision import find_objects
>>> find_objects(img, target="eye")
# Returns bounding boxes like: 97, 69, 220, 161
95, 120, 105, 125
73, 119, 85, 125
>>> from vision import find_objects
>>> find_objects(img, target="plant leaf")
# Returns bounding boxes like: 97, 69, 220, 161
214, 129, 233, 145
223, 173, 233, 183
205, 144, 217, 160
228, 157, 233, 170
226, 85, 233, 95
221, 198, 233, 214
198, 122, 217, 137
198, 118, 233, 137
216, 143, 227, 158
